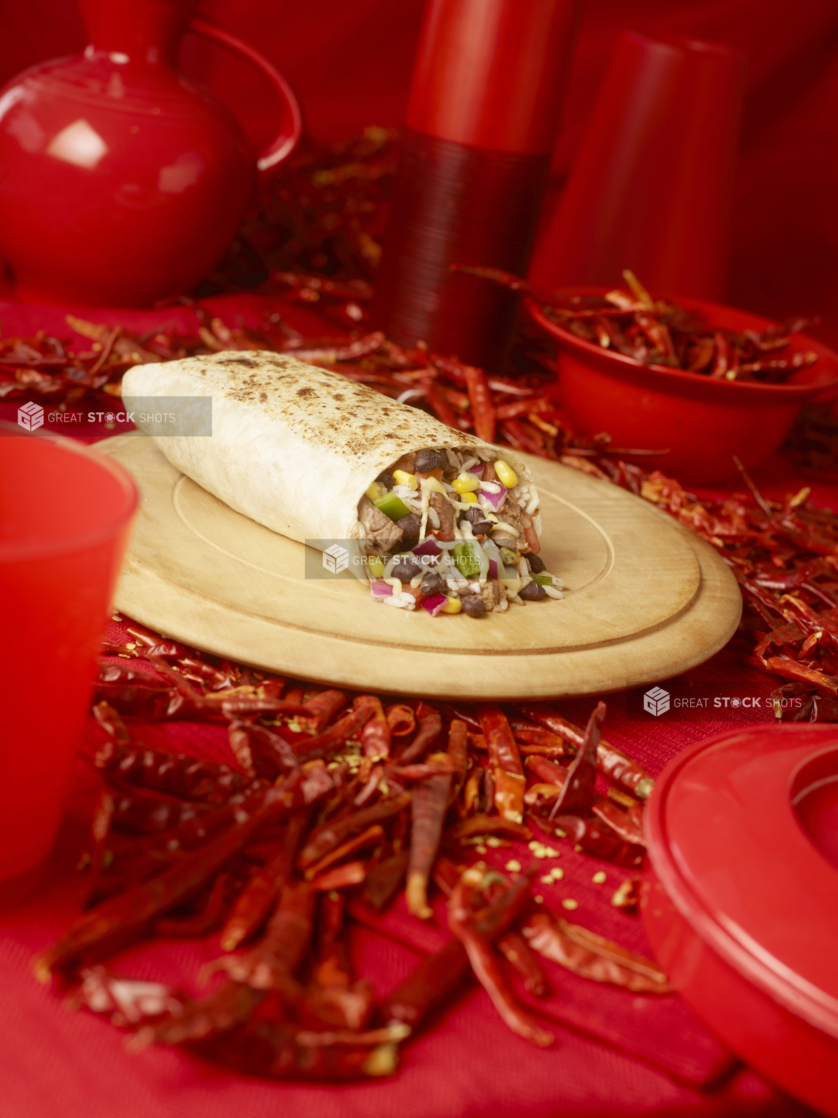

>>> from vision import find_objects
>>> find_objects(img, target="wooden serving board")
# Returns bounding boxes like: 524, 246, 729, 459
98, 434, 741, 700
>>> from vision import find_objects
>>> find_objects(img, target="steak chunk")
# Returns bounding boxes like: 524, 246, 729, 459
358, 496, 405, 552
429, 491, 456, 537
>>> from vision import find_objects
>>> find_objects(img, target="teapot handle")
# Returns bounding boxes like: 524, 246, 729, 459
190, 18, 303, 173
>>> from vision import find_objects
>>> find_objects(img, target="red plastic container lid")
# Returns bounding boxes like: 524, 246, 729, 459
644, 724, 838, 1110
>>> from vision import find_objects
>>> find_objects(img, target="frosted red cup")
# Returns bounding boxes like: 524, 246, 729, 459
529, 30, 747, 301
0, 423, 137, 903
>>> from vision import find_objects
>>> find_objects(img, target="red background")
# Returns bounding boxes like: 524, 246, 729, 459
1, 0, 837, 342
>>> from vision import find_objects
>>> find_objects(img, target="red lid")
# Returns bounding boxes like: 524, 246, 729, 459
405, 0, 579, 154
643, 724, 838, 1116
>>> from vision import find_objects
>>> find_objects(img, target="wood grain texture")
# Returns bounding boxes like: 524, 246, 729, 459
98, 434, 742, 699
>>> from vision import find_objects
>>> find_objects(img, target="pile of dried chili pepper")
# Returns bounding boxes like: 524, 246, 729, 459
457, 265, 820, 384
36, 623, 667, 1080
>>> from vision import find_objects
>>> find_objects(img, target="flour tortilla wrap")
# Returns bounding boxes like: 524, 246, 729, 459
122, 351, 541, 571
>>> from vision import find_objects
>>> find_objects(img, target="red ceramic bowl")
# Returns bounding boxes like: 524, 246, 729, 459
525, 289, 838, 484
642, 724, 838, 1117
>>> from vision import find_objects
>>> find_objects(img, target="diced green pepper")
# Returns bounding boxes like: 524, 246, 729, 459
499, 547, 519, 566
532, 573, 554, 586
453, 540, 481, 580
373, 492, 411, 522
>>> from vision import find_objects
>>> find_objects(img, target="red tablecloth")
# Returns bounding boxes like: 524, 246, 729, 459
0, 295, 829, 1117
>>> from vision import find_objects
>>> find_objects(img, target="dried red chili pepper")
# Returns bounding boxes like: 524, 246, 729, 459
298, 689, 348, 734
497, 928, 550, 998
522, 912, 670, 994
611, 876, 642, 914
36, 785, 299, 979
292, 706, 375, 764
478, 704, 525, 823
463, 362, 496, 444
519, 705, 654, 800
448, 815, 532, 843
406, 751, 452, 919
297, 792, 412, 871
361, 850, 409, 911
310, 860, 367, 892
551, 814, 645, 868
549, 702, 604, 817
354, 695, 391, 761
195, 1019, 399, 1080
69, 966, 186, 1028
397, 702, 442, 763
220, 811, 309, 951
591, 800, 645, 847
215, 881, 315, 991
94, 739, 247, 804
384, 704, 415, 736
448, 867, 554, 1048
303, 823, 384, 882
154, 871, 233, 937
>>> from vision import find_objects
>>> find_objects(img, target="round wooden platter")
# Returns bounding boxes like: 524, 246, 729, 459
98, 434, 741, 700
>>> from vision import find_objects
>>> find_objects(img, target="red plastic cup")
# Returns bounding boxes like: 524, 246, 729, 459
529, 30, 747, 301
374, 0, 580, 372
0, 424, 137, 903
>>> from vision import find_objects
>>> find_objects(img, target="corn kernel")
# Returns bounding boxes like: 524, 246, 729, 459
452, 474, 481, 494
494, 460, 518, 488
424, 476, 447, 494
368, 556, 385, 578
366, 480, 385, 500
460, 492, 478, 504
441, 596, 462, 614
392, 469, 418, 490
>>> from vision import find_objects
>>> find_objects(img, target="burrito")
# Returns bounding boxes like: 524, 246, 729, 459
122, 351, 563, 618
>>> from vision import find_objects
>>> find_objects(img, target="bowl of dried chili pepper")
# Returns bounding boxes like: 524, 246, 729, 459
525, 273, 838, 484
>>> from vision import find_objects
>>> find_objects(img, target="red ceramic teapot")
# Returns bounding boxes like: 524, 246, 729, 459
0, 0, 301, 307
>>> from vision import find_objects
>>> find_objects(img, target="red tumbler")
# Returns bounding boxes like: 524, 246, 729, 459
0, 425, 136, 903
529, 31, 747, 301
375, 0, 580, 373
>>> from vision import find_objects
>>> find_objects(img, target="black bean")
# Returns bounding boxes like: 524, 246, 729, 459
519, 580, 547, 601
463, 506, 494, 534
392, 559, 421, 581
420, 572, 446, 598
414, 448, 447, 473
527, 552, 546, 573
376, 471, 395, 489
461, 595, 486, 618
397, 513, 422, 538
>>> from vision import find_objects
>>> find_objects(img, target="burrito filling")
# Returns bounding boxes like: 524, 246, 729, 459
356, 448, 564, 616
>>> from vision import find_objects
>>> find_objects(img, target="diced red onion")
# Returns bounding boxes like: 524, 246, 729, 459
414, 538, 442, 557
421, 593, 448, 617
487, 559, 498, 580
370, 580, 393, 600
480, 486, 506, 512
